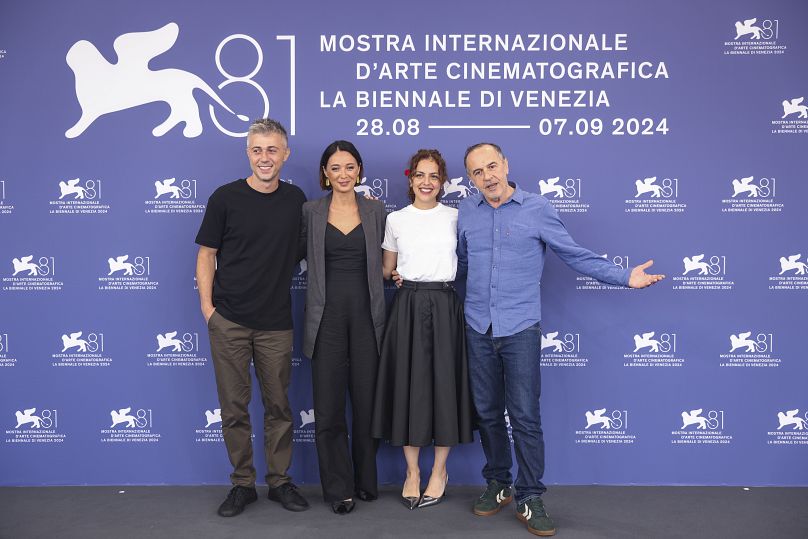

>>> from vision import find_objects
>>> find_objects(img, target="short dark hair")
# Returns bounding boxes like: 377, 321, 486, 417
318, 140, 364, 191
247, 118, 288, 144
406, 149, 448, 203
463, 142, 505, 170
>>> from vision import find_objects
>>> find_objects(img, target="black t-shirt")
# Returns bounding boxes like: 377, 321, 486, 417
195, 179, 306, 330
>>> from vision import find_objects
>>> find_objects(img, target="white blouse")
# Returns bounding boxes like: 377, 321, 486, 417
382, 203, 458, 282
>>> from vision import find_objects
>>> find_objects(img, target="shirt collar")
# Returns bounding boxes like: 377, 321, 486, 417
476, 181, 524, 206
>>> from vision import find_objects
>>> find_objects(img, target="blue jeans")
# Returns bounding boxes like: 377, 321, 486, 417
466, 322, 545, 502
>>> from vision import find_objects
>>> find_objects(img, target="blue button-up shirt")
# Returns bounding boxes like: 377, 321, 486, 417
457, 183, 630, 337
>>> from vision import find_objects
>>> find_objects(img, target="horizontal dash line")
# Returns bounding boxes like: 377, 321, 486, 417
427, 125, 532, 129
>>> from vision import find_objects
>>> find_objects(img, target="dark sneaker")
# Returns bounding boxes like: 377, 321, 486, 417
217, 485, 257, 517
516, 497, 556, 536
268, 482, 310, 512
473, 480, 513, 516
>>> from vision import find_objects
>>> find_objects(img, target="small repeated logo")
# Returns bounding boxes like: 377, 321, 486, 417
624, 176, 686, 214
0, 180, 13, 215
769, 253, 808, 290
5, 407, 66, 444
768, 409, 808, 446
98, 254, 159, 291
781, 97, 808, 119
576, 254, 633, 291
772, 97, 808, 135
101, 406, 161, 443
299, 409, 315, 428
734, 18, 764, 40
48, 178, 110, 215
732, 176, 762, 197
671, 254, 735, 291
719, 331, 780, 368
195, 408, 224, 443
538, 176, 589, 214
145, 178, 205, 214
12, 256, 40, 276
0, 332, 15, 367
3, 255, 63, 291
539, 330, 588, 367
205, 409, 222, 428
575, 408, 635, 445
291, 259, 307, 291
355, 176, 398, 212
723, 18, 786, 55
721, 175, 782, 213
440, 177, 480, 208
776, 410, 807, 430
672, 408, 732, 445
51, 330, 112, 367
292, 407, 315, 443
354, 177, 382, 198
146, 330, 207, 367
778, 254, 808, 274
623, 331, 685, 367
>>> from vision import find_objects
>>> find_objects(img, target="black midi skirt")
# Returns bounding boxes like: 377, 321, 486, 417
371, 282, 474, 447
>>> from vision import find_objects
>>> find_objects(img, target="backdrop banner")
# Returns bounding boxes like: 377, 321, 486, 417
1, 0, 806, 487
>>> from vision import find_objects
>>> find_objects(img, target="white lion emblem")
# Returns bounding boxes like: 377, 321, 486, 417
65, 22, 247, 138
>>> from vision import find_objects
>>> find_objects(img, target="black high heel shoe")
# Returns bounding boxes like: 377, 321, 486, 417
401, 493, 421, 510
401, 473, 421, 510
417, 474, 448, 508
331, 499, 355, 515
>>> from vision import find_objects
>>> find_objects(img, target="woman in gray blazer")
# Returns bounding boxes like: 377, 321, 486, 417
300, 140, 386, 515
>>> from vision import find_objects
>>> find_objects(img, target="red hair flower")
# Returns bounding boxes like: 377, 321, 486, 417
404, 169, 410, 176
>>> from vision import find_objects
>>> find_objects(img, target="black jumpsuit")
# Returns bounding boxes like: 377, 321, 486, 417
311, 222, 379, 502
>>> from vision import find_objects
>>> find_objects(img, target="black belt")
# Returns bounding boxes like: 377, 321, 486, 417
401, 281, 453, 290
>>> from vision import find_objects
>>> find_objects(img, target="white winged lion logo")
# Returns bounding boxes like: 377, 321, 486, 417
65, 22, 248, 138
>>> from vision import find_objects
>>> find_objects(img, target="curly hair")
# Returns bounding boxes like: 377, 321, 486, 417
406, 149, 448, 203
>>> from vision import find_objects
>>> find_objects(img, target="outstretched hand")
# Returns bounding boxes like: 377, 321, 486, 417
629, 259, 665, 289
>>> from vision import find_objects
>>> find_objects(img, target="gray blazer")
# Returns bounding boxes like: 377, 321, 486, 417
300, 192, 386, 358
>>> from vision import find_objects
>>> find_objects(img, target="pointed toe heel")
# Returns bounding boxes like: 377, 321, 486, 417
401, 495, 421, 510
417, 492, 445, 508
418, 474, 448, 508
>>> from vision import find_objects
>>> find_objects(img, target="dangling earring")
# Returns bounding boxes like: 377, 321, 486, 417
325, 178, 330, 187
356, 177, 361, 185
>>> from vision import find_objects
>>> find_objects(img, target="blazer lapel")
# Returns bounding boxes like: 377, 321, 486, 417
357, 195, 379, 281
357, 195, 377, 251
312, 194, 330, 301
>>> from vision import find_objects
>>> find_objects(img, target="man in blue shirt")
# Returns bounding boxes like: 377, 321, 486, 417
458, 142, 664, 536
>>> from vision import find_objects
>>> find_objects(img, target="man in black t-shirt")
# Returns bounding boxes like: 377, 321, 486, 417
195, 118, 309, 517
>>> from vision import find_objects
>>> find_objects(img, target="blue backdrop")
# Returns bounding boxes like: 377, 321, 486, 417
1, 0, 807, 487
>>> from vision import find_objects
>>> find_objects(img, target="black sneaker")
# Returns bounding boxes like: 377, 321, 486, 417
268, 482, 310, 512
217, 485, 257, 517
516, 497, 556, 536
473, 479, 513, 516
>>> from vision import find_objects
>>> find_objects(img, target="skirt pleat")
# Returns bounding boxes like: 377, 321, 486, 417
371, 286, 474, 446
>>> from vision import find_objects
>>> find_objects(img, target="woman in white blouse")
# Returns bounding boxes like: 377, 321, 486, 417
371, 149, 474, 510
